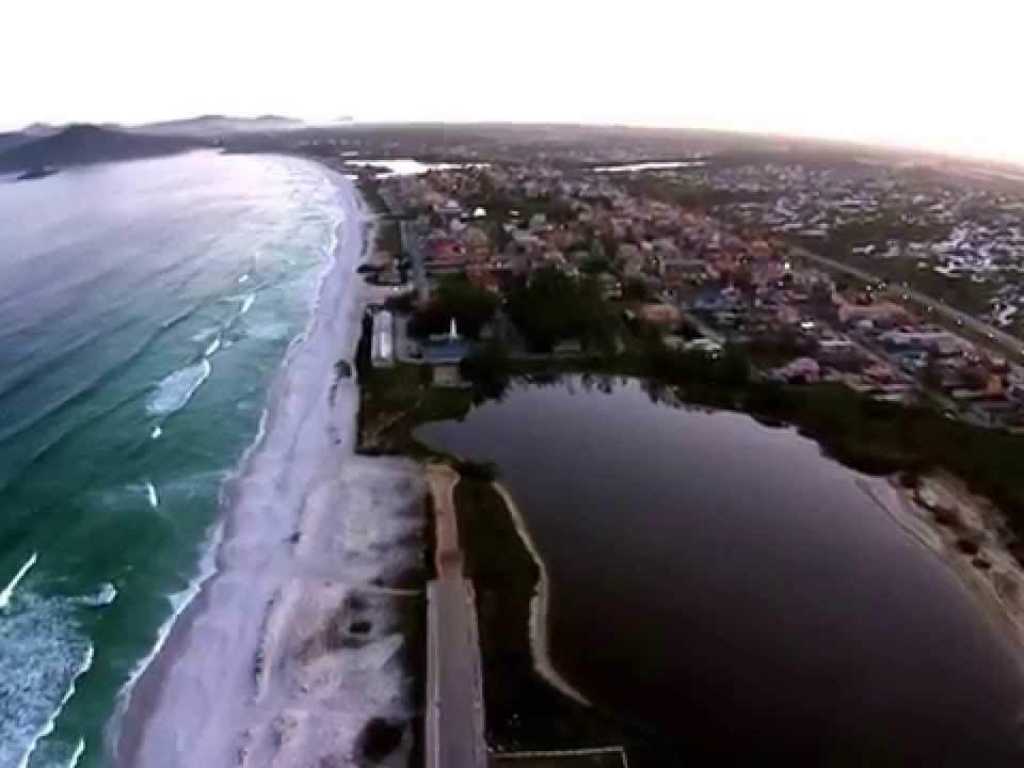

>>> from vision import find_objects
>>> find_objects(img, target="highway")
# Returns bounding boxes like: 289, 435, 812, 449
792, 247, 1024, 359
425, 465, 488, 768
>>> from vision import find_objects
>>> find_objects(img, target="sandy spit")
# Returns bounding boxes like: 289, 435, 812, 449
491, 481, 591, 706
112, 168, 426, 768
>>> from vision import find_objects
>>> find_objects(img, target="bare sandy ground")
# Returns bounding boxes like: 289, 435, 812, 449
113, 171, 426, 768
857, 473, 1024, 653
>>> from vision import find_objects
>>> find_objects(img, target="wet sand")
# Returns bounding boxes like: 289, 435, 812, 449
112, 169, 425, 767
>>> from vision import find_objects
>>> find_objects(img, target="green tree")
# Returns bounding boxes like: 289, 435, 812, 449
622, 277, 650, 301
506, 267, 618, 353
460, 341, 512, 402
922, 352, 944, 390
409, 276, 499, 339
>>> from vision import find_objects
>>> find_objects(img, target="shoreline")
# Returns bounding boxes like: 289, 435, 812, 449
858, 472, 1024, 657
112, 159, 424, 767
490, 481, 591, 707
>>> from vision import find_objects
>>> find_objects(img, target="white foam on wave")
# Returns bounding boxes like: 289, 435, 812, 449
190, 326, 219, 343
150, 426, 163, 440
245, 321, 290, 341
239, 293, 255, 315
146, 359, 212, 416
204, 336, 222, 357
0, 591, 94, 768
144, 481, 159, 509
238, 273, 250, 284
109, 522, 224, 745
0, 552, 37, 611
66, 737, 85, 768
72, 582, 117, 608
15, 642, 94, 768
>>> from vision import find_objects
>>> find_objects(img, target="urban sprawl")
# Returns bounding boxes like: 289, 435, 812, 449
339, 149, 1024, 432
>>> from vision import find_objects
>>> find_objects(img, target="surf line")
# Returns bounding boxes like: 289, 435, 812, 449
0, 552, 38, 610
144, 481, 160, 509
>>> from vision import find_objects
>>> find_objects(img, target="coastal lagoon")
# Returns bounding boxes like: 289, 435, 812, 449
592, 160, 708, 173
420, 376, 1024, 764
343, 158, 487, 178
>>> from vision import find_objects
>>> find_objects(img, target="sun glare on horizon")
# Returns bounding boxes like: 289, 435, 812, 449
3, 0, 1023, 165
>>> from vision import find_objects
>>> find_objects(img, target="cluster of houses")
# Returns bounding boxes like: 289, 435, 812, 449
383, 163, 798, 299
370, 161, 1024, 429
643, 160, 1024, 335
764, 287, 1024, 428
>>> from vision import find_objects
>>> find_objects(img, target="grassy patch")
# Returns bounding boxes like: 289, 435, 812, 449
454, 477, 680, 765
374, 217, 402, 258
354, 311, 473, 457
455, 478, 623, 752
357, 362, 473, 457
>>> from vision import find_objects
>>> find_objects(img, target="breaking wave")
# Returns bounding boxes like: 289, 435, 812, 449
108, 523, 223, 749
204, 336, 222, 357
144, 481, 159, 509
0, 593, 93, 768
146, 359, 212, 416
190, 326, 219, 343
67, 738, 86, 768
0, 552, 37, 611
72, 582, 118, 608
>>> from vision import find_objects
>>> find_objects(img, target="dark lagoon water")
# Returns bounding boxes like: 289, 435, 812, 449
420, 376, 1024, 765
0, 152, 345, 767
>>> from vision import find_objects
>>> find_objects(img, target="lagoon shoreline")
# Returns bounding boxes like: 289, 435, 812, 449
418, 378, 1024, 765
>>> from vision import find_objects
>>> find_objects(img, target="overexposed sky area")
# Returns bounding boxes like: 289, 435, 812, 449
4, 0, 1023, 163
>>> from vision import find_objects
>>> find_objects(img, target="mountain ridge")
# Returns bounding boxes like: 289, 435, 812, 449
0, 124, 207, 172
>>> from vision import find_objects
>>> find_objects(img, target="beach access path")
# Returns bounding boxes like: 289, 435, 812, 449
426, 464, 488, 768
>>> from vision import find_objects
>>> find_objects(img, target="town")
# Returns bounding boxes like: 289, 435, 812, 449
338, 152, 1024, 432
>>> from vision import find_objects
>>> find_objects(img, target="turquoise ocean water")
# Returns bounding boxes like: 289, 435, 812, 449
0, 151, 345, 767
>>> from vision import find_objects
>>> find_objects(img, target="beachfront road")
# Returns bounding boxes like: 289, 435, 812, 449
426, 465, 488, 768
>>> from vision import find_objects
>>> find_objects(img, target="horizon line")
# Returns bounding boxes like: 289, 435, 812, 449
4, 115, 1024, 173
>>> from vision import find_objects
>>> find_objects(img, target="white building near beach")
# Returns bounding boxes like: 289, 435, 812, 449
371, 310, 395, 367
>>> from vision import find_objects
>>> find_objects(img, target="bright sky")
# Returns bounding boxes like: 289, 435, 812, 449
4, 0, 1023, 163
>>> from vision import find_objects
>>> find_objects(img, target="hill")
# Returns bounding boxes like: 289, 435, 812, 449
22, 122, 63, 137
0, 124, 207, 172
130, 114, 305, 138
0, 132, 33, 154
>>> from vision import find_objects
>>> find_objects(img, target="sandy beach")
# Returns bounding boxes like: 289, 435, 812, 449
112, 169, 426, 768
858, 472, 1024, 656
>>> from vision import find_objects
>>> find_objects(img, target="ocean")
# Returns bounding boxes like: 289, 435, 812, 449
0, 151, 347, 768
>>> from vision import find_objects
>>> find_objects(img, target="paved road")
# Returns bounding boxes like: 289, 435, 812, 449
426, 465, 488, 768
792, 247, 1024, 358
402, 220, 430, 304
